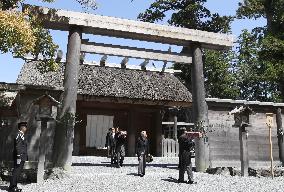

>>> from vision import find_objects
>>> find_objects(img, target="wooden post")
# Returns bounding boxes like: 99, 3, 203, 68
154, 110, 163, 156
266, 113, 274, 179
276, 108, 284, 166
173, 115, 177, 141
52, 26, 82, 170
239, 126, 249, 176
37, 119, 48, 183
127, 109, 136, 156
269, 125, 274, 178
190, 43, 210, 172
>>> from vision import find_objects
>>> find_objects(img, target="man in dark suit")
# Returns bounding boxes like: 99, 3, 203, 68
136, 131, 149, 177
105, 128, 113, 157
115, 130, 127, 168
107, 127, 116, 165
178, 129, 201, 184
9, 122, 28, 192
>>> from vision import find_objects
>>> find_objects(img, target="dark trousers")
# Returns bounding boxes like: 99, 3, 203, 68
179, 161, 193, 182
110, 147, 116, 164
10, 160, 25, 188
116, 151, 124, 167
107, 146, 111, 158
138, 154, 146, 175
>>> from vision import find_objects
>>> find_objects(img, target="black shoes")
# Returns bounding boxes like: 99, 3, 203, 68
187, 180, 197, 184
178, 180, 197, 184
138, 174, 144, 177
8, 186, 22, 192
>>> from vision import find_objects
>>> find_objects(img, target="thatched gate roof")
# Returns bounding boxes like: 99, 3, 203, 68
17, 62, 192, 105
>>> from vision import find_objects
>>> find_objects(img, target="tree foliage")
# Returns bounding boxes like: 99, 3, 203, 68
0, 10, 36, 56
138, 0, 238, 99
236, 30, 280, 101
138, 0, 233, 33
0, 0, 98, 72
237, 0, 284, 101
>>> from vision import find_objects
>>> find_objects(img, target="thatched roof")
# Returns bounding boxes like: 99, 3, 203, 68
17, 62, 192, 104
0, 91, 18, 107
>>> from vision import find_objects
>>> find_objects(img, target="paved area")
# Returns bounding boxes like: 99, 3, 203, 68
1, 157, 284, 192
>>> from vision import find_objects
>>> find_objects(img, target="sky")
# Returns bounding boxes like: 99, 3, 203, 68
0, 0, 266, 83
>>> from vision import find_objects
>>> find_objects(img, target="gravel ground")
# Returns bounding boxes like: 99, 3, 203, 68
1, 157, 284, 192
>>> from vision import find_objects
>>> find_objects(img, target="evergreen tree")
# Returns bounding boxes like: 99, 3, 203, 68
237, 0, 284, 101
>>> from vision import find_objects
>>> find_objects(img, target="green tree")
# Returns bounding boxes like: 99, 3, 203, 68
237, 0, 284, 101
138, 0, 239, 99
236, 29, 280, 101
0, 0, 98, 72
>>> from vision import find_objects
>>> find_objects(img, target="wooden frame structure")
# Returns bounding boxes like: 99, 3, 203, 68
23, 4, 234, 172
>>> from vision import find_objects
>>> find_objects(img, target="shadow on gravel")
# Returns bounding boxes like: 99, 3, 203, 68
0, 185, 9, 191
72, 163, 112, 167
126, 173, 140, 177
72, 163, 178, 169
161, 177, 179, 183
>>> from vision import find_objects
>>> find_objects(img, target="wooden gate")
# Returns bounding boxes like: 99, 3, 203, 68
162, 138, 179, 157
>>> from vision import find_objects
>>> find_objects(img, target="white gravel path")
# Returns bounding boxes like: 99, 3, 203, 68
1, 156, 284, 192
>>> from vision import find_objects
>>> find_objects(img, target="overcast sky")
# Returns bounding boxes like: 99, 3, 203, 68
0, 0, 265, 83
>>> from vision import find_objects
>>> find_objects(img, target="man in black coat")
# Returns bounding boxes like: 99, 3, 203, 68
115, 130, 127, 168
136, 131, 149, 177
9, 122, 28, 192
105, 128, 113, 157
107, 127, 117, 164
178, 129, 201, 184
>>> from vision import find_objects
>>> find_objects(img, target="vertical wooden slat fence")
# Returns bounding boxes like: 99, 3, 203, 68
162, 138, 179, 157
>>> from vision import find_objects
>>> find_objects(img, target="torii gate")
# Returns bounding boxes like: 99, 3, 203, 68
24, 5, 234, 172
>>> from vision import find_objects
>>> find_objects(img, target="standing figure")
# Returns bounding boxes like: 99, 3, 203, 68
115, 130, 127, 168
107, 127, 116, 165
178, 129, 201, 184
105, 128, 113, 157
136, 131, 149, 177
109, 128, 116, 165
9, 122, 28, 192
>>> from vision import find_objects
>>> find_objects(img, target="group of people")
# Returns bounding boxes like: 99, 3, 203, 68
105, 128, 150, 177
105, 127, 127, 168
8, 122, 199, 192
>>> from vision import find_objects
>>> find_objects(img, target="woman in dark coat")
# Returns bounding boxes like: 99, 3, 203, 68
136, 131, 149, 177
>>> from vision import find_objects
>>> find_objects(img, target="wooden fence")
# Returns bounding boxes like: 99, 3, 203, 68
162, 138, 179, 157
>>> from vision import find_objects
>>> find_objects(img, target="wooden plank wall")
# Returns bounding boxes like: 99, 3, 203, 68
208, 110, 280, 164
86, 115, 114, 149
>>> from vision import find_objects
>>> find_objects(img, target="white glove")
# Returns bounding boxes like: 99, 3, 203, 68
17, 158, 21, 165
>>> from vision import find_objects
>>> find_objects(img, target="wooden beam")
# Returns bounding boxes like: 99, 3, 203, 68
23, 5, 234, 50
81, 42, 192, 64
100, 55, 107, 66
162, 122, 194, 126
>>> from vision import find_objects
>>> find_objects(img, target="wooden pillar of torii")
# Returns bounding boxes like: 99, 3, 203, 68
52, 26, 82, 170
190, 44, 210, 171
24, 4, 234, 172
